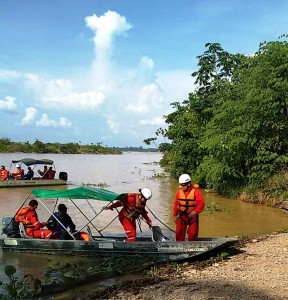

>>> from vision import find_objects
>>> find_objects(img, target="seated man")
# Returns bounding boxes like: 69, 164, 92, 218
10, 164, 24, 180
38, 165, 49, 179
15, 199, 56, 239
47, 204, 90, 241
0, 165, 9, 181
47, 204, 76, 240
47, 167, 56, 179
24, 167, 34, 180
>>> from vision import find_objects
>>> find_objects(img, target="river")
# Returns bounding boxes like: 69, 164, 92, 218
1, 152, 288, 281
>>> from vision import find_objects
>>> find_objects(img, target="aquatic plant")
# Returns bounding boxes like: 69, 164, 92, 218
0, 265, 41, 299
81, 182, 110, 188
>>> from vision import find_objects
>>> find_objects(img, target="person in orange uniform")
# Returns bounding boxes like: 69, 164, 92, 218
0, 165, 9, 180
173, 174, 205, 241
11, 164, 24, 180
104, 188, 153, 242
15, 199, 56, 239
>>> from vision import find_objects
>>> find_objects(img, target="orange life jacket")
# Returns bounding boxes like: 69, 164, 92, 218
177, 185, 199, 214
13, 168, 24, 180
79, 232, 90, 241
0, 169, 9, 180
15, 206, 33, 225
122, 193, 146, 219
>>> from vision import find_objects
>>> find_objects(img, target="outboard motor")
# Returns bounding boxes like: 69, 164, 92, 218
59, 172, 68, 181
2, 217, 21, 238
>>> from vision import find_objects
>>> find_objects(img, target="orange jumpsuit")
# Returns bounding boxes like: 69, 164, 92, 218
173, 185, 205, 241
11, 168, 24, 180
16, 206, 56, 239
107, 193, 152, 242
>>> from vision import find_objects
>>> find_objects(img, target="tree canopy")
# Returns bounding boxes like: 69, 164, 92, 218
145, 36, 288, 196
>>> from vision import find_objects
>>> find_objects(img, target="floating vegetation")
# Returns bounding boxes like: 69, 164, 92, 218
82, 182, 110, 188
204, 202, 231, 214
45, 256, 152, 284
150, 172, 167, 179
143, 161, 160, 165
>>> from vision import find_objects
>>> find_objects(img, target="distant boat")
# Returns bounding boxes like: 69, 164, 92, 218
0, 187, 238, 262
0, 158, 68, 188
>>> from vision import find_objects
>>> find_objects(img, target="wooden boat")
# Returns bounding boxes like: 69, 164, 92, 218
0, 158, 68, 188
0, 187, 237, 262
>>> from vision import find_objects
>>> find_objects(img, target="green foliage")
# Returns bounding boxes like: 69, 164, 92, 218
0, 265, 41, 299
0, 138, 122, 154
148, 36, 288, 197
45, 256, 151, 284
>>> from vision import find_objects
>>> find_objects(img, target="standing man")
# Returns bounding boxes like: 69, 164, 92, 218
0, 165, 9, 181
104, 188, 153, 242
173, 174, 205, 241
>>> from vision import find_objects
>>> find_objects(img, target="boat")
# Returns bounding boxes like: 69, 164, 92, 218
0, 158, 68, 188
0, 187, 238, 262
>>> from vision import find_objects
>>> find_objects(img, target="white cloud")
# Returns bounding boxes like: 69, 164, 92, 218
85, 11, 132, 59
35, 113, 72, 128
0, 96, 18, 113
42, 91, 105, 110
24, 74, 105, 110
139, 117, 166, 126
135, 56, 156, 85
0, 10, 191, 146
104, 114, 120, 134
0, 70, 21, 79
21, 107, 37, 125
126, 83, 164, 113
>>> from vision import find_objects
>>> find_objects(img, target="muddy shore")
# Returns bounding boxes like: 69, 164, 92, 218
81, 232, 288, 300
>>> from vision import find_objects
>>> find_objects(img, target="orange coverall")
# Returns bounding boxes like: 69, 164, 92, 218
173, 185, 205, 241
18, 207, 56, 239
107, 193, 152, 242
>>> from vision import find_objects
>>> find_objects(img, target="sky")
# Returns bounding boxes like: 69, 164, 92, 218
1, 0, 288, 147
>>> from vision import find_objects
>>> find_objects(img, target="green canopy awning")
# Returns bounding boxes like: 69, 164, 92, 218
32, 187, 120, 202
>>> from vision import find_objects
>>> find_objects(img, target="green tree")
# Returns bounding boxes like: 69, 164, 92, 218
150, 37, 288, 196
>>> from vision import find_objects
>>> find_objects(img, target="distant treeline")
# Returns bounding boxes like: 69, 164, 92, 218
0, 138, 158, 154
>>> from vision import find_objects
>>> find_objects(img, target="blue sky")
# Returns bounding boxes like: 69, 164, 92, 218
1, 0, 287, 147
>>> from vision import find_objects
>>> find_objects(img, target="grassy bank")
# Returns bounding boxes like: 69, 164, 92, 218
239, 170, 288, 208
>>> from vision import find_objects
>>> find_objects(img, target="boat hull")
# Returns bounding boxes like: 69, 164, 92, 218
0, 236, 237, 262
0, 179, 67, 188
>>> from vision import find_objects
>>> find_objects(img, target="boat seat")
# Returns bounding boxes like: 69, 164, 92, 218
19, 223, 33, 239
152, 226, 169, 242
86, 226, 95, 241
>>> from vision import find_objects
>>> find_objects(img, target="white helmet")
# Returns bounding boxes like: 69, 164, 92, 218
16, 164, 20, 168
140, 188, 152, 200
179, 174, 191, 184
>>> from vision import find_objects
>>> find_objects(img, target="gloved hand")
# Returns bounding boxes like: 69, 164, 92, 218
46, 220, 54, 229
103, 206, 113, 211
188, 212, 197, 218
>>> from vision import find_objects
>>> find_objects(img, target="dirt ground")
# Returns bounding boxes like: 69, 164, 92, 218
85, 232, 288, 300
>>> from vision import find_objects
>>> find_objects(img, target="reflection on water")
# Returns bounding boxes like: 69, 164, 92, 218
0, 152, 288, 281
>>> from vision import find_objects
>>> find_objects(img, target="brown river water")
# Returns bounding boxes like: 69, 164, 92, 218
1, 152, 288, 282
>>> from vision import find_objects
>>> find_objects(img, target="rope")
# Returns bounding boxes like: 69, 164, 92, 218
146, 205, 175, 233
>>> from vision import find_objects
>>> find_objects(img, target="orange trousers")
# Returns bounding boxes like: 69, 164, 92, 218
26, 229, 56, 239
175, 215, 199, 241
119, 214, 137, 242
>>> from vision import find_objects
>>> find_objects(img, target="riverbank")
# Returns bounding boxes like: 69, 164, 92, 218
81, 232, 288, 300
